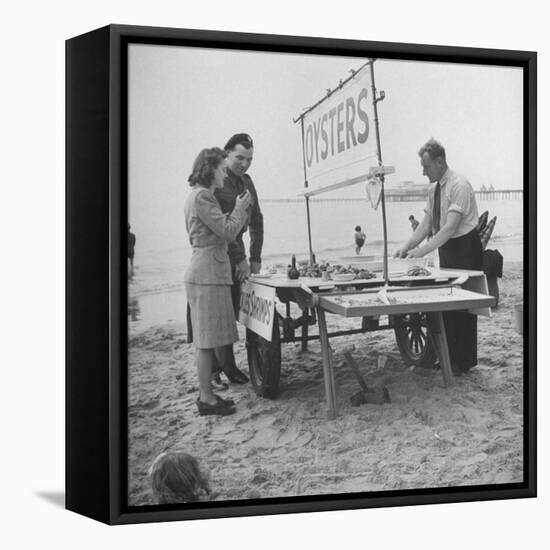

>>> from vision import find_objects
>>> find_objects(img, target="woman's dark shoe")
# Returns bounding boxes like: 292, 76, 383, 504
225, 367, 249, 384
214, 394, 234, 406
197, 394, 235, 406
196, 398, 235, 416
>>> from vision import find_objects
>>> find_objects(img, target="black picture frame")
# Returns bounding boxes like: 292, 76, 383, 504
66, 24, 537, 525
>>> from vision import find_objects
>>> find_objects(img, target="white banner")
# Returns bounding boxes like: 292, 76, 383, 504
302, 65, 378, 190
238, 281, 276, 341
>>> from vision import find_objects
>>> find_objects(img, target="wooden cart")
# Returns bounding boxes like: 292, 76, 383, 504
242, 268, 495, 417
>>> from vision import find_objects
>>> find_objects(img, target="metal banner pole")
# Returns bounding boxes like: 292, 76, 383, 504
369, 59, 389, 285
293, 61, 371, 266
300, 117, 315, 264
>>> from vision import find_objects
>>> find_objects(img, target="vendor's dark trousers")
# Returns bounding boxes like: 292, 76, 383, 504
439, 229, 483, 372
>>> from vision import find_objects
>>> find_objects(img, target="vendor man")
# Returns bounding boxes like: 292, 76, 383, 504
213, 133, 264, 384
394, 138, 482, 375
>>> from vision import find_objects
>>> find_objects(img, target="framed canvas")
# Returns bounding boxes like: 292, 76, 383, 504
66, 24, 536, 525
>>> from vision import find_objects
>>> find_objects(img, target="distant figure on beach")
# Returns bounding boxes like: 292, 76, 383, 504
150, 451, 210, 504
394, 138, 481, 376
408, 215, 419, 232
184, 147, 252, 415
212, 133, 264, 388
354, 225, 366, 255
128, 295, 141, 322
128, 224, 136, 278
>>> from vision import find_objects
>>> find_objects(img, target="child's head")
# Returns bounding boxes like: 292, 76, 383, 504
149, 451, 210, 504
408, 215, 415, 221
355, 225, 361, 232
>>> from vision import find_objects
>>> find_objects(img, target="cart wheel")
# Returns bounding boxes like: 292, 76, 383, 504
394, 312, 437, 367
246, 315, 281, 399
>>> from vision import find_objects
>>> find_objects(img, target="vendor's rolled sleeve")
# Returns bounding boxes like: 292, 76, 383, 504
441, 170, 479, 237
447, 182, 472, 215
424, 169, 479, 238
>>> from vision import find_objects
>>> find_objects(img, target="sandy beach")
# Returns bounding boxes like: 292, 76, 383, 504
128, 261, 524, 505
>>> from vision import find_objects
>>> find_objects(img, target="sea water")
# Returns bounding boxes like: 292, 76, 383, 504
129, 198, 523, 333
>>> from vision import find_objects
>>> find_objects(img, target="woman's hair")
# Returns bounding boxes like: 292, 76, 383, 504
355, 225, 361, 232
149, 451, 210, 504
188, 147, 227, 188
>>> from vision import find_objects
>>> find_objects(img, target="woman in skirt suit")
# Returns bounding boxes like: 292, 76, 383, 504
184, 147, 252, 415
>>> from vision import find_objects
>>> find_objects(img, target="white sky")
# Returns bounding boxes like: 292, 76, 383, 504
128, 44, 523, 251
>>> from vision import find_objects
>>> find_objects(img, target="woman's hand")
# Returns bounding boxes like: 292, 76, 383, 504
235, 190, 252, 209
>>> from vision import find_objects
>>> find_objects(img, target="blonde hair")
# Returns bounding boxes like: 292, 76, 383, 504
149, 451, 210, 504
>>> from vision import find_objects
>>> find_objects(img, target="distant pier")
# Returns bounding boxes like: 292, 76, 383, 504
475, 189, 523, 200
263, 189, 523, 203
383, 189, 523, 202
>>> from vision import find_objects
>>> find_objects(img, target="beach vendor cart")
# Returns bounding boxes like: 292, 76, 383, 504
239, 60, 496, 418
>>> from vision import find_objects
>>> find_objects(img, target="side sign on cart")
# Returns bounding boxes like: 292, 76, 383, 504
238, 281, 276, 341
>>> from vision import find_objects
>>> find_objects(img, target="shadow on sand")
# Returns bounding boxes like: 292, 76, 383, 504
35, 491, 65, 508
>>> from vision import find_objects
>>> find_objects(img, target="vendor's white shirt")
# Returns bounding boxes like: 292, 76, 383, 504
424, 168, 479, 238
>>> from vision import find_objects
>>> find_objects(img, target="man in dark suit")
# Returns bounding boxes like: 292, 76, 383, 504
213, 133, 264, 385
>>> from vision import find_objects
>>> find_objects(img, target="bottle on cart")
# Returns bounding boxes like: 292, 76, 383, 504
287, 254, 300, 279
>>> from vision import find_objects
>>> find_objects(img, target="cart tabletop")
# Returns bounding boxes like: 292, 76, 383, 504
248, 268, 485, 290
319, 286, 495, 317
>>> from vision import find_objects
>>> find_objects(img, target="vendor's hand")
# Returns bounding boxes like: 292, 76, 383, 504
235, 190, 252, 210
406, 248, 425, 259
235, 259, 250, 282
250, 261, 261, 274
394, 246, 408, 258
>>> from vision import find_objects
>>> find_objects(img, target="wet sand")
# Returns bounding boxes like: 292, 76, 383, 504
128, 261, 524, 505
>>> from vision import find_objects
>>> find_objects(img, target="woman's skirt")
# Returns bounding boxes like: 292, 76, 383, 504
185, 283, 239, 349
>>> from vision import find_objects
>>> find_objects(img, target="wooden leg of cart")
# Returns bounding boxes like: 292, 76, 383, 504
328, 346, 337, 405
317, 307, 337, 419
301, 312, 309, 352
428, 312, 454, 387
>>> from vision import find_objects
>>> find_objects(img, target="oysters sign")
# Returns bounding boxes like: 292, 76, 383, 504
301, 64, 378, 190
